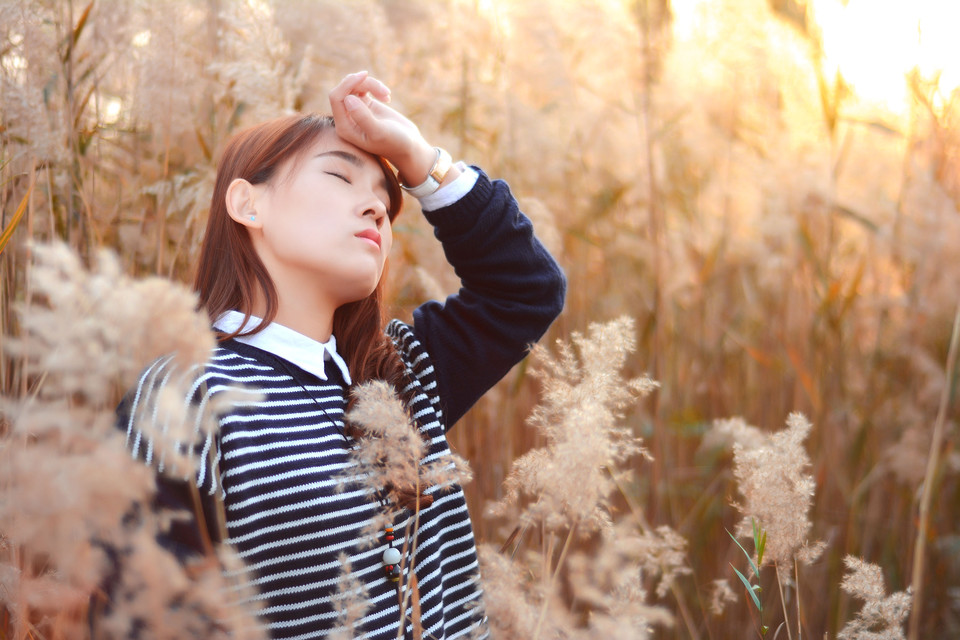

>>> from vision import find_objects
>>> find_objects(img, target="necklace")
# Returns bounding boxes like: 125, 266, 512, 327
267, 353, 407, 584
272, 348, 448, 639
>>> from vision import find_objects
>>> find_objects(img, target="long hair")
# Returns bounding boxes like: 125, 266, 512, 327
194, 113, 406, 391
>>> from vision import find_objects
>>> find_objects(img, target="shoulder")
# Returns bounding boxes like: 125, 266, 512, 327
386, 319, 441, 396
386, 320, 432, 373
119, 343, 265, 473
386, 320, 446, 431
125, 343, 259, 410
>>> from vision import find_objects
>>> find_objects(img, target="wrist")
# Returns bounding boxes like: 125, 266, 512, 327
394, 142, 436, 188
398, 146, 455, 199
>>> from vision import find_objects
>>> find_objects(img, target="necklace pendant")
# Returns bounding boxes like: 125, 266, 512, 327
382, 546, 402, 582
385, 563, 402, 582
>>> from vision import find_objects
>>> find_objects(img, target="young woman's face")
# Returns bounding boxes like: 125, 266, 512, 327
252, 130, 394, 308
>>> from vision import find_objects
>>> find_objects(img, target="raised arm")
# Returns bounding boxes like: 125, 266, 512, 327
329, 72, 566, 426
412, 169, 566, 425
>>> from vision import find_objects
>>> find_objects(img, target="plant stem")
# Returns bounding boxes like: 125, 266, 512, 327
531, 518, 578, 640
908, 303, 960, 640
795, 557, 801, 640
395, 475, 424, 640
775, 562, 794, 640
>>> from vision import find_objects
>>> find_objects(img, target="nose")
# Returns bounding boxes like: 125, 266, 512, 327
363, 195, 388, 229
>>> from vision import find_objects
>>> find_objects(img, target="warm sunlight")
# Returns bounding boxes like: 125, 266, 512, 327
672, 0, 960, 115
811, 0, 960, 114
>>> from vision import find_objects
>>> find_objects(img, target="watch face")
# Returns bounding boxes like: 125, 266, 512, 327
400, 148, 449, 198
430, 148, 453, 183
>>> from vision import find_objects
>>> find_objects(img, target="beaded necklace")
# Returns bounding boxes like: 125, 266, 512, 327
271, 355, 435, 638
269, 354, 410, 585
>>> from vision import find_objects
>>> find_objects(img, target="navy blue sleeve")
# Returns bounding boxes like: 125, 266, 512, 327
411, 168, 566, 428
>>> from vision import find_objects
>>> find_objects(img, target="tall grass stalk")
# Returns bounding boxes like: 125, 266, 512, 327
395, 476, 423, 640
483, 317, 678, 639
775, 562, 794, 640
531, 516, 579, 640
907, 303, 960, 640
342, 380, 473, 639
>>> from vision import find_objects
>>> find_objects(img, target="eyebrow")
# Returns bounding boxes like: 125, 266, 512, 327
315, 150, 363, 167
315, 150, 390, 194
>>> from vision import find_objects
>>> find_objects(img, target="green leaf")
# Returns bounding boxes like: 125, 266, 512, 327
731, 565, 761, 612
727, 528, 760, 580
751, 518, 767, 568
757, 529, 767, 567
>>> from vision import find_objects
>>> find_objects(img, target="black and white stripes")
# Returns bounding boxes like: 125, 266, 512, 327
124, 321, 488, 640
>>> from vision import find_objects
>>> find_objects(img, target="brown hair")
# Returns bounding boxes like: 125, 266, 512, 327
194, 113, 407, 391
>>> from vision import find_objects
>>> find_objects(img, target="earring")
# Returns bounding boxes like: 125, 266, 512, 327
249, 215, 256, 221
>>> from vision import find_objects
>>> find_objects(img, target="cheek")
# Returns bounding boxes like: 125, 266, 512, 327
381, 226, 394, 256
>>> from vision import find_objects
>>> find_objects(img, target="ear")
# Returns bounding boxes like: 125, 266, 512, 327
225, 178, 264, 229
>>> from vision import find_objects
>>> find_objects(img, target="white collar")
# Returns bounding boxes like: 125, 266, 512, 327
213, 310, 352, 385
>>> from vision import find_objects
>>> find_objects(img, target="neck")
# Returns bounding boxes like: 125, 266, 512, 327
249, 276, 337, 343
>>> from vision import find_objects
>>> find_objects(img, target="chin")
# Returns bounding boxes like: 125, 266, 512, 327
337, 277, 381, 306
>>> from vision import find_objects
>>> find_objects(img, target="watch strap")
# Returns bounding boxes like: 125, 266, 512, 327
400, 147, 452, 198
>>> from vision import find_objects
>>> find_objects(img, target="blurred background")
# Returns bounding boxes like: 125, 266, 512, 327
1, 0, 958, 637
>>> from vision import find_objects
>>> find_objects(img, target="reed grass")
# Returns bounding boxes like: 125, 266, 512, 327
2, 0, 958, 637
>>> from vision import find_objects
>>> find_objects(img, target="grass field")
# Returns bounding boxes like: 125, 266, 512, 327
1, 1, 958, 638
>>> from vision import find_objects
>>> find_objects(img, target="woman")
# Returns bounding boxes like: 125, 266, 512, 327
122, 71, 565, 639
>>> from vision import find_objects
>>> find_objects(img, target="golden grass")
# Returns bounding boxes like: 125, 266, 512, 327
2, 0, 959, 637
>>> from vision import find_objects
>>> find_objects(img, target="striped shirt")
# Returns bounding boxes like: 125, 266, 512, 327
125, 322, 487, 639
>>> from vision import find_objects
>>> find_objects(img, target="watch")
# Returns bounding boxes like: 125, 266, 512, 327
400, 147, 453, 198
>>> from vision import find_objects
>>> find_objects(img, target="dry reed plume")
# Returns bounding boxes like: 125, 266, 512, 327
480, 317, 676, 639
489, 316, 659, 532
723, 412, 824, 567
0, 244, 264, 639
715, 412, 824, 638
839, 556, 912, 640
343, 380, 474, 544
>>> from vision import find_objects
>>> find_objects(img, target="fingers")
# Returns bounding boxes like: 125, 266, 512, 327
329, 71, 390, 107
342, 94, 377, 138
330, 71, 393, 144
329, 70, 425, 165
365, 76, 391, 103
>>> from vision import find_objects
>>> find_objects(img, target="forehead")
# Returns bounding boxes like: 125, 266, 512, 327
274, 129, 390, 198
305, 131, 382, 174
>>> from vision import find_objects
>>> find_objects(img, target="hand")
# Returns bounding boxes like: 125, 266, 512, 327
329, 71, 436, 187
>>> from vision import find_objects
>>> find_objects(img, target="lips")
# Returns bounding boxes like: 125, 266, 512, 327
355, 228, 381, 249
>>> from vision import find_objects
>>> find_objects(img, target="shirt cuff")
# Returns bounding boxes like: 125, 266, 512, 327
416, 162, 479, 212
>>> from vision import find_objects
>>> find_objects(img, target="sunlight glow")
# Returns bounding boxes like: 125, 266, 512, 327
245, 0, 273, 19
2, 32, 26, 79
103, 97, 123, 125
812, 0, 960, 114
671, 0, 960, 116
132, 30, 151, 47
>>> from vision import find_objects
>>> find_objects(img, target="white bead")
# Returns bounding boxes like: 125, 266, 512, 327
382, 547, 402, 565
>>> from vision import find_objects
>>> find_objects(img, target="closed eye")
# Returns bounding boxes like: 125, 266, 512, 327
326, 171, 351, 184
